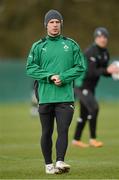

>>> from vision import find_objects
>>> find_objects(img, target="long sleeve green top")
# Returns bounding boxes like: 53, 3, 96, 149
26, 35, 86, 104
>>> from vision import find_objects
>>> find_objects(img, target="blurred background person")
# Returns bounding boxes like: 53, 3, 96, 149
73, 27, 119, 148
30, 81, 39, 117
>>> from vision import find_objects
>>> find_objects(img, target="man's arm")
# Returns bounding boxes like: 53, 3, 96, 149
59, 43, 87, 84
26, 44, 54, 83
87, 60, 110, 78
85, 49, 111, 78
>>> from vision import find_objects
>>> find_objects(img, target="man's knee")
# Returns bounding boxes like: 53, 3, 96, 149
87, 105, 99, 120
42, 128, 53, 139
60, 126, 69, 133
94, 104, 99, 114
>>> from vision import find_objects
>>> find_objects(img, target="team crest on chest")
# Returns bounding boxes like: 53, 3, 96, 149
64, 45, 69, 51
62, 42, 69, 52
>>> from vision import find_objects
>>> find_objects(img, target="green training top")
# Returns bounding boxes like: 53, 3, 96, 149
26, 35, 86, 104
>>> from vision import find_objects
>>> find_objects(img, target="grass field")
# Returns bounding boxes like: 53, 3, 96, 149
0, 102, 119, 179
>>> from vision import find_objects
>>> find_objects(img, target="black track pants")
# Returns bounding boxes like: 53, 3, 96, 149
38, 102, 74, 164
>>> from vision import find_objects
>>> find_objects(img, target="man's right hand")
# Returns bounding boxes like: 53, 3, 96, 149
51, 75, 62, 86
107, 64, 119, 74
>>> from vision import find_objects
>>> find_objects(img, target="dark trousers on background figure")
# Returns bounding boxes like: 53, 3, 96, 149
74, 88, 99, 140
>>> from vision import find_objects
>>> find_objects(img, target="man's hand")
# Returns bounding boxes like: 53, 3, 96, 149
107, 64, 119, 74
51, 75, 62, 86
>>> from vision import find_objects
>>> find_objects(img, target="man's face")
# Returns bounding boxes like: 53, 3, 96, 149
47, 19, 61, 36
95, 35, 108, 48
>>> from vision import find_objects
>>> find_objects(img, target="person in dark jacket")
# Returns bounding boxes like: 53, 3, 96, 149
73, 27, 119, 148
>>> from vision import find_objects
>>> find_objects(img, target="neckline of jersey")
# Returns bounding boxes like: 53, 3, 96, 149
93, 43, 107, 51
46, 34, 62, 41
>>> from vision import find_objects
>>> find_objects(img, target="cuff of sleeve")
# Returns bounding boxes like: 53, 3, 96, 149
47, 74, 55, 83
102, 69, 110, 75
99, 68, 107, 75
59, 75, 65, 84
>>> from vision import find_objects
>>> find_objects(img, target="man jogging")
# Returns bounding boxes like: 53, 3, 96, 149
26, 10, 86, 174
73, 27, 119, 148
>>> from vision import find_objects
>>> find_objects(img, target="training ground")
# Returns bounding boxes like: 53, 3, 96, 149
0, 102, 119, 179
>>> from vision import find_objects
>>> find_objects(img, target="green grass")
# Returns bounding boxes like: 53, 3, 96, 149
0, 102, 119, 179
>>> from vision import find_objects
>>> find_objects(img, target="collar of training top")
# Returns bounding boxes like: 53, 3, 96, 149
93, 43, 107, 51
46, 34, 62, 41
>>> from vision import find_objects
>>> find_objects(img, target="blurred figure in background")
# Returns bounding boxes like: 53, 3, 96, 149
30, 91, 38, 117
30, 81, 39, 117
73, 27, 119, 148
